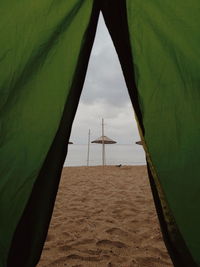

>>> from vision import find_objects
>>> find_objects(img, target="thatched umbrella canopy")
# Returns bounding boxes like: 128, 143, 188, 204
136, 140, 143, 145
91, 135, 117, 144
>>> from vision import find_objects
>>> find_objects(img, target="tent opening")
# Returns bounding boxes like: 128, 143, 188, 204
65, 13, 146, 167
37, 14, 172, 267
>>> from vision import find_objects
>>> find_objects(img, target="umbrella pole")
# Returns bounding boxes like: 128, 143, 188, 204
87, 129, 90, 166
102, 118, 105, 166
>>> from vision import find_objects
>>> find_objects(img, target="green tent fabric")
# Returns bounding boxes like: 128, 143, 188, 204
0, 0, 200, 266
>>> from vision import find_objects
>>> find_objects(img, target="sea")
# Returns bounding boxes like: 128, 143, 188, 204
64, 144, 146, 167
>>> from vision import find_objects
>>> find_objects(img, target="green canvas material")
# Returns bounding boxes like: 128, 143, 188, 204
0, 1, 98, 266
0, 0, 200, 266
127, 1, 200, 266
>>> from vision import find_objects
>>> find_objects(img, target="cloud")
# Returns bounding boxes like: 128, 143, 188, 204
80, 15, 130, 107
69, 14, 142, 145
70, 101, 140, 144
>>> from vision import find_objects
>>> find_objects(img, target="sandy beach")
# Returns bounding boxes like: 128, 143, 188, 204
37, 166, 173, 267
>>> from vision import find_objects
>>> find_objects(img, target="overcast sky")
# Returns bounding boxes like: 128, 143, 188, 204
69, 14, 141, 144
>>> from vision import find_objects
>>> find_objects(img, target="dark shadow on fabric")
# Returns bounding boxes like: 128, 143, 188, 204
7, 3, 101, 267
101, 0, 144, 134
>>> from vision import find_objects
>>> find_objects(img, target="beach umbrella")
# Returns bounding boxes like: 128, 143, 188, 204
91, 135, 116, 166
91, 135, 117, 144
92, 118, 116, 166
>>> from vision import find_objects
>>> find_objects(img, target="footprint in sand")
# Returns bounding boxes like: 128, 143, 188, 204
96, 239, 127, 248
71, 238, 95, 247
135, 256, 171, 267
50, 255, 91, 265
106, 227, 130, 238
67, 254, 101, 262
81, 249, 102, 256
59, 245, 71, 252
65, 254, 110, 262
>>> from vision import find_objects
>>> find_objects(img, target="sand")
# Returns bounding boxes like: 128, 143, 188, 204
37, 166, 173, 267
